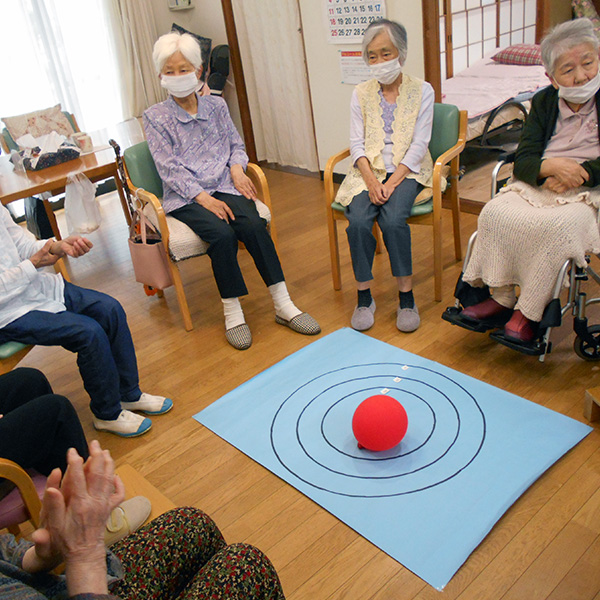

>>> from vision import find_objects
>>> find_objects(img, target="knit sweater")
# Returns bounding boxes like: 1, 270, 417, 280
0, 535, 121, 600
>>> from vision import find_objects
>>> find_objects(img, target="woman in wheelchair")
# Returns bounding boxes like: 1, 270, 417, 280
335, 19, 435, 333
453, 18, 600, 345
143, 32, 319, 350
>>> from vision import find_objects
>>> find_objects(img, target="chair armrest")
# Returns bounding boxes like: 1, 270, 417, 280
246, 162, 278, 249
324, 148, 351, 205
0, 458, 42, 528
135, 188, 171, 251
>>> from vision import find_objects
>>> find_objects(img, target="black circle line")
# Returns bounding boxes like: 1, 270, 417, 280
296, 376, 460, 480
319, 384, 436, 460
269, 362, 487, 497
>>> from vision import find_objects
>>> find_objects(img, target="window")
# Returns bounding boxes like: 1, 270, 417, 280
0, 0, 125, 132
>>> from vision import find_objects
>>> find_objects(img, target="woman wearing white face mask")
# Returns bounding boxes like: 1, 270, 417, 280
456, 18, 600, 345
336, 19, 435, 333
143, 32, 320, 350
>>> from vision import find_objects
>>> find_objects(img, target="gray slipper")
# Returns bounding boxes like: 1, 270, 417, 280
225, 323, 252, 350
351, 300, 376, 331
396, 305, 420, 332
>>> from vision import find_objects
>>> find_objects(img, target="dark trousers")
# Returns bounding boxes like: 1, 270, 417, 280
0, 368, 88, 475
0, 282, 141, 420
170, 193, 284, 298
345, 178, 421, 282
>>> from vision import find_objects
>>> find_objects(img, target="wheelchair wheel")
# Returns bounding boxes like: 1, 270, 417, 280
574, 325, 600, 360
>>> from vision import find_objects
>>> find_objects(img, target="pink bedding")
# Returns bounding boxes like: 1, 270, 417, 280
441, 57, 550, 118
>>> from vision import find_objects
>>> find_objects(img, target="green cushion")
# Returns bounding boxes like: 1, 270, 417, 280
0, 341, 30, 360
331, 198, 433, 216
430, 103, 459, 161
123, 141, 164, 199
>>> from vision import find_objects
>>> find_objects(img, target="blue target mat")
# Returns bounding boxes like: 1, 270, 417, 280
194, 329, 592, 589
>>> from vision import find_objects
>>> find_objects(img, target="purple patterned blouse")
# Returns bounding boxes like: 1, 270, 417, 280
143, 93, 248, 214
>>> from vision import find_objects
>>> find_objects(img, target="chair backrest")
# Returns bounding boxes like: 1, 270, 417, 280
123, 141, 164, 199
1, 112, 79, 154
429, 103, 460, 162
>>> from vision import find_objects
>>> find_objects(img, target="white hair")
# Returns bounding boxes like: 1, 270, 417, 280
152, 32, 202, 74
540, 18, 599, 75
362, 19, 408, 65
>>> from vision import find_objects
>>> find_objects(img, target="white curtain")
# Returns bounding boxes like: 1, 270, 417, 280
232, 0, 319, 172
106, 0, 166, 118
0, 0, 126, 131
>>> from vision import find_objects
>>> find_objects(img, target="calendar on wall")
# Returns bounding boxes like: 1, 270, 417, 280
325, 0, 387, 44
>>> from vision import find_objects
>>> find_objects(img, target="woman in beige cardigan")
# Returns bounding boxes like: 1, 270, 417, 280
336, 19, 435, 333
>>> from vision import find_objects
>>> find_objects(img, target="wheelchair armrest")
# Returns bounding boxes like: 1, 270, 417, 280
497, 150, 516, 165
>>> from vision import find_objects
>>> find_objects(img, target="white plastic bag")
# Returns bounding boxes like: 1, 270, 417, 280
64, 173, 101, 234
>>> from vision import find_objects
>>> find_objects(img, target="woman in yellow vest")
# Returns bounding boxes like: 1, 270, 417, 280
336, 19, 434, 333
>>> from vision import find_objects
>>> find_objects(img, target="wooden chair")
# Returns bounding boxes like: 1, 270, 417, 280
121, 140, 278, 331
0, 342, 33, 376
324, 103, 468, 302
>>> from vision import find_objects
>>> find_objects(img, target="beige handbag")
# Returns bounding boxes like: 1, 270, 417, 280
128, 208, 173, 290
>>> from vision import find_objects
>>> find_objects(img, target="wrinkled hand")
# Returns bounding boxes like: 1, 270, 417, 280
50, 236, 93, 258
367, 179, 389, 205
196, 191, 235, 222
30, 240, 60, 268
24, 441, 125, 584
231, 164, 258, 200
541, 158, 589, 190
543, 176, 572, 194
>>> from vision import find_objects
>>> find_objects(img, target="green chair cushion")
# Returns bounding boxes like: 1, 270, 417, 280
0, 341, 30, 360
331, 198, 433, 217
123, 141, 164, 199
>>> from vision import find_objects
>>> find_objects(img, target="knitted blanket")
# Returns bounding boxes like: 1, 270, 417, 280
463, 182, 600, 321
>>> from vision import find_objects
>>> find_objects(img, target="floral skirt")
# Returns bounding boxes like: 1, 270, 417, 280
109, 506, 285, 600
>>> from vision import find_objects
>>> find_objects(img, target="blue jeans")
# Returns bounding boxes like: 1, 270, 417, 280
345, 178, 421, 282
0, 282, 140, 420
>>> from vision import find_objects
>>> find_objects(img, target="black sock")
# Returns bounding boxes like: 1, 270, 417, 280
399, 290, 414, 309
357, 288, 372, 308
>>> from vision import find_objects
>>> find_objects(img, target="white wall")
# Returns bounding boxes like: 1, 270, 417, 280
148, 0, 243, 133
298, 0, 425, 172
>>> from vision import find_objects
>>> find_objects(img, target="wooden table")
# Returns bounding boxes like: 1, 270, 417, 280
0, 119, 145, 239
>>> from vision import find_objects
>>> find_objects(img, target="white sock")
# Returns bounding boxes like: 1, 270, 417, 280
269, 281, 302, 321
222, 297, 246, 330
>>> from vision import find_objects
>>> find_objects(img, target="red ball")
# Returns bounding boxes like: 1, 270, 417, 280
352, 395, 408, 451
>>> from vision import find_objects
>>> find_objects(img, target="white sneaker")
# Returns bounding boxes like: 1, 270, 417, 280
121, 393, 173, 415
93, 410, 152, 437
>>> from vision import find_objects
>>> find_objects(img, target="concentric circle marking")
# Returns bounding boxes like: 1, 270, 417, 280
270, 363, 486, 497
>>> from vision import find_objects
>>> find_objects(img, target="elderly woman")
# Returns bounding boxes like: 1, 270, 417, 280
336, 19, 434, 333
459, 18, 600, 343
143, 32, 319, 350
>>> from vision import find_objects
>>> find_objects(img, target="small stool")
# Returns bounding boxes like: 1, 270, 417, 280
0, 342, 33, 376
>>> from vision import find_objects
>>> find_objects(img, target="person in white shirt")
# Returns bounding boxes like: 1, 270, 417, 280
0, 204, 172, 437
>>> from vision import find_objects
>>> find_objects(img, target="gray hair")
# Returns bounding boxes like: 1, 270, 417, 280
540, 18, 599, 75
362, 19, 408, 65
152, 32, 202, 74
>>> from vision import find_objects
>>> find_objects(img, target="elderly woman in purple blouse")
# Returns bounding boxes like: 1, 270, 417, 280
143, 32, 320, 350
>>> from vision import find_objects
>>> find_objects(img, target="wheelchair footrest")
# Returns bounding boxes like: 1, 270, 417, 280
442, 307, 507, 333
489, 331, 549, 356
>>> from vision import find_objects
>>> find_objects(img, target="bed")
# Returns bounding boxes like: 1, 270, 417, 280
441, 55, 550, 145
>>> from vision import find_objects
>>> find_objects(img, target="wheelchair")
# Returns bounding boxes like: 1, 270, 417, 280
442, 151, 600, 362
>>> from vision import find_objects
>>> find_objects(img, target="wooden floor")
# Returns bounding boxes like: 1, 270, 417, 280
18, 168, 600, 599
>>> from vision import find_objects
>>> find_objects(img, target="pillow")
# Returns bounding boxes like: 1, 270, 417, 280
2, 104, 75, 142
491, 44, 543, 66
171, 23, 211, 79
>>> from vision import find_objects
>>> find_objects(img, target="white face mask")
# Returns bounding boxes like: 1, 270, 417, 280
558, 72, 600, 104
160, 72, 201, 98
369, 58, 402, 85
